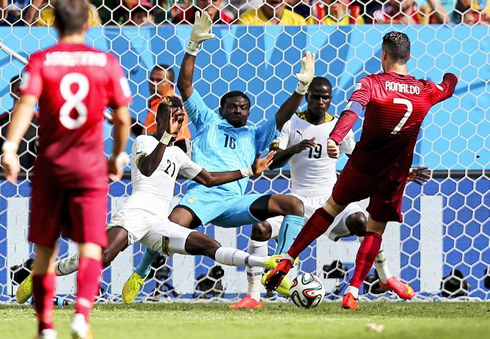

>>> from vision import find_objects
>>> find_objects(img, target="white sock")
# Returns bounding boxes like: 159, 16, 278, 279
55, 253, 80, 276
374, 249, 392, 284
346, 286, 359, 299
214, 247, 267, 267
246, 240, 268, 301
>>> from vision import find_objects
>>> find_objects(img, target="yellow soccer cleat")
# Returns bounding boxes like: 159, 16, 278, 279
261, 270, 291, 298
264, 255, 299, 270
122, 272, 146, 304
16, 273, 33, 304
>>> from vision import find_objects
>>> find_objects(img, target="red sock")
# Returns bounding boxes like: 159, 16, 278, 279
288, 208, 335, 259
75, 257, 102, 322
349, 231, 382, 288
32, 273, 56, 333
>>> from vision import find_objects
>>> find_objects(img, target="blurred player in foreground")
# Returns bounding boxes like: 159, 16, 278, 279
16, 97, 282, 305
234, 76, 428, 308
1, 0, 132, 338
265, 31, 457, 310
123, 12, 316, 303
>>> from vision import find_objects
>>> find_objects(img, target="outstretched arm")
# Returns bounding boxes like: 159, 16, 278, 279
178, 12, 215, 102
275, 52, 316, 130
192, 151, 275, 187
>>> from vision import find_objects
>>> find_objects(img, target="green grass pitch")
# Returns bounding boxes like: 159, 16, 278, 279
1, 302, 489, 338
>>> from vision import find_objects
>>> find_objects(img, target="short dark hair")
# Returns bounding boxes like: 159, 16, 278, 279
152, 64, 175, 84
220, 91, 251, 109
157, 96, 183, 118
309, 77, 332, 90
382, 31, 411, 64
52, 0, 90, 36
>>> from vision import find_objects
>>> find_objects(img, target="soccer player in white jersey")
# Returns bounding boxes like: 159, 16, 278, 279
16, 96, 282, 305
232, 77, 427, 308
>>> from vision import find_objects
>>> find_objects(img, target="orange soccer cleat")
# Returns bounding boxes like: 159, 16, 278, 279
229, 294, 263, 309
379, 277, 415, 300
263, 259, 293, 292
341, 293, 358, 310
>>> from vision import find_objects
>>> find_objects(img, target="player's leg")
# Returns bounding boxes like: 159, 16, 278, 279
25, 181, 63, 337
32, 244, 58, 338
259, 194, 305, 255
133, 206, 196, 279
233, 219, 277, 307
342, 218, 386, 310
264, 196, 346, 291
55, 227, 129, 276
68, 189, 108, 338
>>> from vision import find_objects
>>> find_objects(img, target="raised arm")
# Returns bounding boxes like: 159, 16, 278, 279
177, 11, 215, 102
137, 108, 184, 177
275, 52, 316, 130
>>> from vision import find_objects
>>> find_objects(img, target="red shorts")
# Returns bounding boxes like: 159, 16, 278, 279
29, 179, 108, 248
332, 163, 407, 223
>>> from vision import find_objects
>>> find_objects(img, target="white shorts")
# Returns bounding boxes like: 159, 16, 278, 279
107, 197, 194, 256
267, 193, 366, 241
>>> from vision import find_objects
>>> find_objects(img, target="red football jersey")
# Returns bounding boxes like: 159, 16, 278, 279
20, 42, 131, 189
331, 72, 457, 179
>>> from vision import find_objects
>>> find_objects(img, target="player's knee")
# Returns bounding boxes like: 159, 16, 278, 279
345, 212, 367, 237
285, 196, 304, 216
251, 222, 272, 241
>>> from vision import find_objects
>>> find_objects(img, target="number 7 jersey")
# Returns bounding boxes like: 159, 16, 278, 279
20, 43, 132, 189
345, 71, 457, 179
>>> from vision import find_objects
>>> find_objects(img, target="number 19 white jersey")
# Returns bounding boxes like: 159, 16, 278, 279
273, 112, 355, 197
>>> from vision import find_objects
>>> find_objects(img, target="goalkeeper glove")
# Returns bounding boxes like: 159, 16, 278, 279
187, 12, 215, 56
295, 51, 316, 95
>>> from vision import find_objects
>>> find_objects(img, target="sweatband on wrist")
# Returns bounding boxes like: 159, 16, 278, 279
160, 131, 174, 145
186, 41, 201, 56
295, 82, 309, 95
2, 140, 18, 153
239, 167, 254, 177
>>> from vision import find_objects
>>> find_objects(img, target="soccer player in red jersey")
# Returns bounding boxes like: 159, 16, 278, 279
264, 31, 458, 309
1, 1, 131, 337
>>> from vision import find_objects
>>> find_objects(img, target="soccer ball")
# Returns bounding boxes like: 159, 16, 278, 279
290, 273, 325, 309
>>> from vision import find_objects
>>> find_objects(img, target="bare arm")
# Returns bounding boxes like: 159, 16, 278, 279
276, 52, 316, 130
1, 95, 37, 183
111, 106, 131, 157
269, 137, 317, 169
137, 143, 169, 177
5, 95, 36, 144
275, 92, 304, 131
177, 53, 196, 102
137, 108, 184, 177
108, 105, 131, 181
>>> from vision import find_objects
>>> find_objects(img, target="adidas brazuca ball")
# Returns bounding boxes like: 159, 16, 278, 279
290, 273, 325, 309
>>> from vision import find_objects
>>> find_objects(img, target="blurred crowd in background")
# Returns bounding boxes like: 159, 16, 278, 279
0, 0, 488, 27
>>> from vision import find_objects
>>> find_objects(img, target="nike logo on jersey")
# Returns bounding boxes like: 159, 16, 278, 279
296, 130, 303, 137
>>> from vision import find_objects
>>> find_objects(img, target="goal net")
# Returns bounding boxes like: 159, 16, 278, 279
0, 18, 488, 303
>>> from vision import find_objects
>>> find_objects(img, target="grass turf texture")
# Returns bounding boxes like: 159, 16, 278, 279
1, 302, 489, 338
